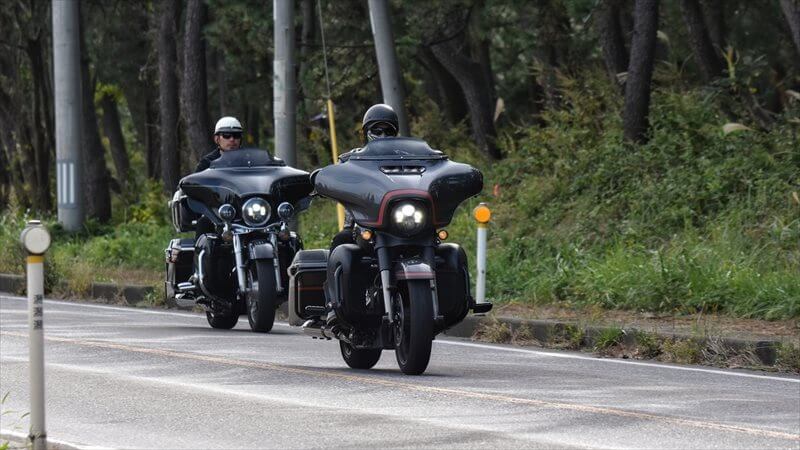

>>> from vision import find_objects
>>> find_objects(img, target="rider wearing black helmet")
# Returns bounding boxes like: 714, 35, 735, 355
338, 103, 399, 162
330, 104, 400, 250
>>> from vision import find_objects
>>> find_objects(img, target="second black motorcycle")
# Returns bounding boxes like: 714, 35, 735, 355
288, 138, 492, 375
165, 148, 312, 332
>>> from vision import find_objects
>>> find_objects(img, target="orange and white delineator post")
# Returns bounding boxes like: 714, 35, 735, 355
473, 203, 491, 306
20, 220, 51, 450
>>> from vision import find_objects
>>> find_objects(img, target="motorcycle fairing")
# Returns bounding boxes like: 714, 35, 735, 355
313, 138, 483, 229
180, 148, 312, 215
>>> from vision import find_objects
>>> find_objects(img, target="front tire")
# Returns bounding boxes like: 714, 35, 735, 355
247, 259, 277, 333
394, 280, 434, 375
340, 341, 382, 369
206, 311, 239, 329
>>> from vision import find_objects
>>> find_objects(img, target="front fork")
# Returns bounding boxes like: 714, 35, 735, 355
377, 243, 438, 324
232, 232, 248, 299
232, 229, 284, 300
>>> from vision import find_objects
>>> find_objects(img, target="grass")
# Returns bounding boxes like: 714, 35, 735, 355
1, 71, 797, 321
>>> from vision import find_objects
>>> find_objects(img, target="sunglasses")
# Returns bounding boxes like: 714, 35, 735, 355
368, 126, 396, 137
219, 133, 242, 140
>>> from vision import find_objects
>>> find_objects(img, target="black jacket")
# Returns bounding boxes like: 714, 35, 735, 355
195, 147, 221, 172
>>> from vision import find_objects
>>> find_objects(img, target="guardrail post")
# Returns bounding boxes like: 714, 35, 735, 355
19, 220, 51, 450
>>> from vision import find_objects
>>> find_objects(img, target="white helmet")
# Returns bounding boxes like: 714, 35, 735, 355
214, 116, 243, 134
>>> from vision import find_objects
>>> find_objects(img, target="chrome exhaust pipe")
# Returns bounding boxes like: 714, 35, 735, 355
301, 319, 333, 340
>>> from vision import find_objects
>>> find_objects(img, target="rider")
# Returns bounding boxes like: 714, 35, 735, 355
338, 103, 399, 162
195, 116, 244, 172
329, 104, 399, 249
194, 116, 244, 238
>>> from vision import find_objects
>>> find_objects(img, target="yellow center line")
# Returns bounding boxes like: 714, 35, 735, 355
2, 330, 798, 442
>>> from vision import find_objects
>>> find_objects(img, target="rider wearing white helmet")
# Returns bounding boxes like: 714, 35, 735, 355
194, 116, 244, 172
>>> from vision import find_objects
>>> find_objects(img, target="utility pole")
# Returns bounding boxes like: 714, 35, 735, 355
273, 0, 296, 167
368, 0, 409, 136
52, 0, 84, 231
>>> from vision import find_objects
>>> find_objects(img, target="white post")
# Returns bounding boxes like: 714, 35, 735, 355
476, 225, 488, 304
473, 203, 491, 306
20, 221, 51, 450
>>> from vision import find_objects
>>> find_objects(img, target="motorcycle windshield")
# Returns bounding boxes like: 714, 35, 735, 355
180, 148, 312, 213
314, 138, 483, 228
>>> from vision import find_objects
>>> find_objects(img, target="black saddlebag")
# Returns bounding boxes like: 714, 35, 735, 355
164, 238, 195, 300
434, 243, 471, 331
326, 244, 383, 328
287, 249, 329, 325
169, 190, 199, 232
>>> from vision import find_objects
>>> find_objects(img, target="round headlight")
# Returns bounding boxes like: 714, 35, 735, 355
391, 202, 427, 236
277, 202, 294, 221
218, 204, 236, 221
242, 198, 271, 227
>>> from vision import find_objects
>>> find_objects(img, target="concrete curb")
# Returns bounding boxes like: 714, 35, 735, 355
0, 273, 154, 306
1, 272, 791, 367
444, 315, 787, 366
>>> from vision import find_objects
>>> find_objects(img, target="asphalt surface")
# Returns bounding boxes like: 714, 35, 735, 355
1, 294, 798, 449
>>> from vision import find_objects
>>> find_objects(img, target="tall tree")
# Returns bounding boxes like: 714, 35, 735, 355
427, 2, 501, 160
100, 92, 131, 194
680, 0, 723, 81
80, 5, 112, 222
701, 0, 725, 50
416, 46, 468, 123
597, 0, 629, 88
781, 0, 800, 57
623, 0, 659, 143
182, 0, 212, 160
158, 0, 180, 192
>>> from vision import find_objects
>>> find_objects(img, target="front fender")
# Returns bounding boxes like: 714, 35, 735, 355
249, 241, 275, 260
393, 258, 435, 281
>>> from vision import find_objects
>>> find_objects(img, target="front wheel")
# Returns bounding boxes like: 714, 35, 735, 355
394, 280, 434, 375
340, 341, 382, 369
206, 311, 239, 329
246, 259, 277, 333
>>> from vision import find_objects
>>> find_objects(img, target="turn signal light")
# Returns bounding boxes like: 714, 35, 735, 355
437, 229, 449, 240
360, 229, 373, 241
473, 203, 491, 224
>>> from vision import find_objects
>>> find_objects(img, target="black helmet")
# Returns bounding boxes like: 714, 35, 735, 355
362, 103, 399, 137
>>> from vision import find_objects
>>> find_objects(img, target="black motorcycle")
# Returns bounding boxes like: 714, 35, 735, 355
165, 148, 312, 332
287, 138, 492, 374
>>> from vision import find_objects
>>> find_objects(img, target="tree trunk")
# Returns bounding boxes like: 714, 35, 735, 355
623, 0, 659, 144
598, 0, 629, 88
159, 0, 180, 192
701, 0, 725, 50
79, 22, 112, 222
25, 35, 52, 212
430, 39, 501, 160
781, 0, 800, 56
182, 0, 212, 161
100, 93, 131, 194
297, 0, 317, 168
416, 46, 468, 124
0, 54, 30, 209
680, 0, 723, 81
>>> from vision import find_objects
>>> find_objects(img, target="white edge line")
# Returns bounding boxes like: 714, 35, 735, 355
0, 428, 113, 450
2, 294, 798, 384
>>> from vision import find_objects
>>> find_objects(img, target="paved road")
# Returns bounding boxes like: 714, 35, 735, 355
1, 294, 798, 449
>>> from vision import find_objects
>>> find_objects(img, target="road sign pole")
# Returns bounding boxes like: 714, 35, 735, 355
20, 221, 52, 450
